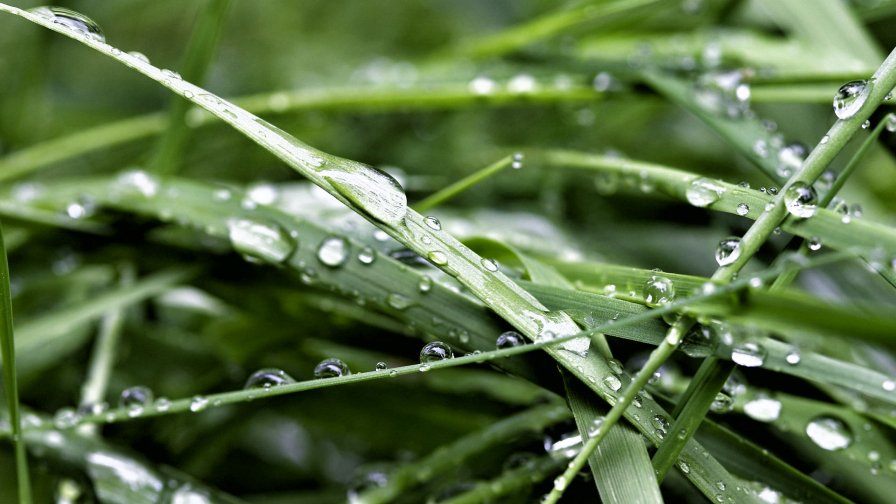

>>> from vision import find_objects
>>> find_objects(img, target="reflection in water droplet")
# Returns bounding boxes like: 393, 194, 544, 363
806, 415, 853, 450
496, 331, 524, 349
715, 237, 742, 267
244, 368, 296, 389
743, 396, 782, 422
189, 396, 209, 412
423, 215, 441, 230
731, 342, 766, 367
317, 236, 350, 267
833, 80, 870, 120
643, 275, 675, 306
784, 182, 819, 219
31, 6, 105, 42
119, 386, 154, 408
322, 163, 407, 226
686, 177, 726, 207
228, 218, 297, 264
314, 358, 351, 378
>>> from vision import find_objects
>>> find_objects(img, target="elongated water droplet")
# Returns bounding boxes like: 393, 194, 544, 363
322, 163, 407, 226
731, 342, 766, 367
427, 250, 448, 266
784, 182, 818, 218
246, 182, 279, 205
423, 215, 441, 230
314, 358, 351, 378
481, 258, 498, 272
189, 396, 209, 412
228, 218, 296, 264
743, 396, 781, 422
420, 341, 453, 363
244, 368, 296, 389
833, 80, 870, 120
806, 415, 853, 450
602, 375, 622, 392
715, 237, 742, 266
386, 293, 413, 310
317, 236, 350, 267
686, 177, 726, 207
643, 275, 675, 306
31, 6, 105, 42
496, 331, 524, 349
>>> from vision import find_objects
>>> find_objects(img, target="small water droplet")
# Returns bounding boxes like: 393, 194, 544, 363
862, 119, 871, 129
247, 182, 279, 205
643, 275, 675, 306
808, 237, 822, 251
587, 416, 605, 437
784, 182, 818, 218
53, 408, 80, 429
189, 396, 209, 412
128, 51, 150, 64
420, 341, 453, 363
602, 375, 622, 392
833, 80, 870, 120
731, 342, 766, 367
244, 368, 296, 389
806, 415, 853, 450
317, 236, 350, 267
375, 362, 388, 371
386, 293, 413, 310
469, 76, 497, 95
155, 398, 171, 412
743, 396, 782, 422
481, 258, 499, 272
508, 73, 537, 94
686, 177, 726, 207
593, 72, 615, 92
694, 70, 751, 118
785, 350, 801, 365
418, 276, 433, 293
228, 218, 297, 264
511, 152, 524, 170
423, 215, 441, 230
357, 247, 376, 264
314, 358, 351, 378
496, 330, 524, 349
715, 237, 742, 266
678, 461, 691, 474
31, 7, 105, 42
114, 170, 159, 198
882, 380, 895, 392
427, 250, 448, 266
119, 386, 154, 408
820, 134, 830, 144
736, 203, 750, 216
887, 115, 896, 132
710, 393, 733, 413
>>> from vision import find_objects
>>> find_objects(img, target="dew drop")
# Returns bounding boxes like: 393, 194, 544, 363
694, 70, 751, 118
246, 182, 279, 205
820, 134, 830, 144
31, 6, 105, 42
833, 80, 870, 120
806, 415, 853, 450
593, 72, 614, 92
420, 341, 453, 363
119, 386, 154, 408
715, 237, 742, 266
228, 218, 297, 264
418, 276, 433, 293
736, 203, 750, 216
686, 177, 726, 207
375, 362, 388, 371
602, 375, 622, 392
710, 393, 733, 413
807, 237, 822, 251
314, 358, 351, 378
423, 215, 442, 230
785, 350, 801, 365
357, 247, 376, 264
469, 76, 497, 95
678, 461, 691, 474
317, 236, 350, 267
882, 380, 895, 392
155, 398, 171, 412
53, 408, 80, 429
386, 293, 413, 310
784, 182, 819, 218
114, 170, 159, 198
244, 368, 296, 389
481, 258, 499, 272
427, 250, 448, 266
731, 342, 766, 367
508, 73, 537, 94
511, 152, 524, 170
189, 396, 209, 412
496, 330, 524, 349
322, 163, 407, 226
128, 51, 150, 64
643, 275, 675, 306
743, 396, 782, 422
862, 119, 871, 129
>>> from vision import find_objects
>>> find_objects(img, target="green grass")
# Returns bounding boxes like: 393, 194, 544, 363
2, 1, 896, 502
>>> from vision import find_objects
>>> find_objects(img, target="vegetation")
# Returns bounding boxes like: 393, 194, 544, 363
2, 0, 896, 502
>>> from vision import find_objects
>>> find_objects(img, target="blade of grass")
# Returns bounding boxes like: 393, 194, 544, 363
415, 154, 517, 213
0, 219, 31, 504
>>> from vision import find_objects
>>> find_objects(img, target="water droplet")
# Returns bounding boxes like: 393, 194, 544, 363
784, 182, 818, 218
508, 73, 537, 94
228, 218, 297, 264
481, 258, 499, 272
155, 398, 171, 412
678, 460, 691, 474
423, 215, 441, 230
806, 415, 853, 450
65, 197, 96, 219
736, 203, 750, 216
496, 331, 524, 349
119, 386, 154, 408
420, 341, 453, 363
694, 70, 751, 118
820, 134, 830, 144
511, 152, 524, 170
244, 368, 296, 389
128, 51, 150, 64
715, 237, 742, 266
785, 350, 801, 365
53, 408, 80, 429
419, 364, 431, 372
553, 475, 567, 491
246, 182, 279, 205
189, 396, 209, 412
587, 416, 605, 437
375, 362, 388, 371
652, 414, 671, 435
686, 178, 726, 207
603, 375, 622, 392
862, 119, 871, 129
322, 163, 407, 226
386, 293, 413, 310
317, 236, 350, 267
357, 247, 376, 264
882, 380, 895, 392
114, 170, 159, 198
31, 7, 105, 42
469, 76, 497, 95
643, 275, 675, 306
833, 80, 870, 120
807, 237, 822, 251
731, 342, 766, 367
314, 358, 351, 378
593, 72, 614, 92
418, 276, 433, 293
744, 396, 782, 422
710, 393, 733, 413
887, 115, 896, 132
427, 250, 448, 266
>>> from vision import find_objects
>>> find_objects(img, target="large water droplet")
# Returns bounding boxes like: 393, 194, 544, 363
119, 386, 153, 408
322, 163, 407, 226
806, 415, 853, 450
743, 396, 782, 422
228, 218, 296, 264
244, 368, 296, 389
833, 80, 870, 120
314, 358, 351, 378
715, 237, 742, 266
643, 275, 675, 306
317, 236, 350, 267
686, 178, 726, 207
496, 330, 524, 349
420, 341, 453, 363
731, 342, 766, 367
423, 215, 441, 230
784, 182, 818, 219
31, 6, 105, 42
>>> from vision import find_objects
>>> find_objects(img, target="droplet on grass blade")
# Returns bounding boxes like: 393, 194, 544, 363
322, 163, 407, 226
685, 177, 726, 207
31, 6, 105, 42
496, 331, 524, 349
806, 415, 853, 450
715, 237, 742, 266
643, 275, 675, 306
420, 341, 453, 363
317, 236, 350, 267
228, 218, 297, 264
731, 342, 766, 367
784, 182, 819, 218
119, 386, 154, 408
314, 358, 351, 378
244, 368, 296, 389
833, 80, 870, 120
